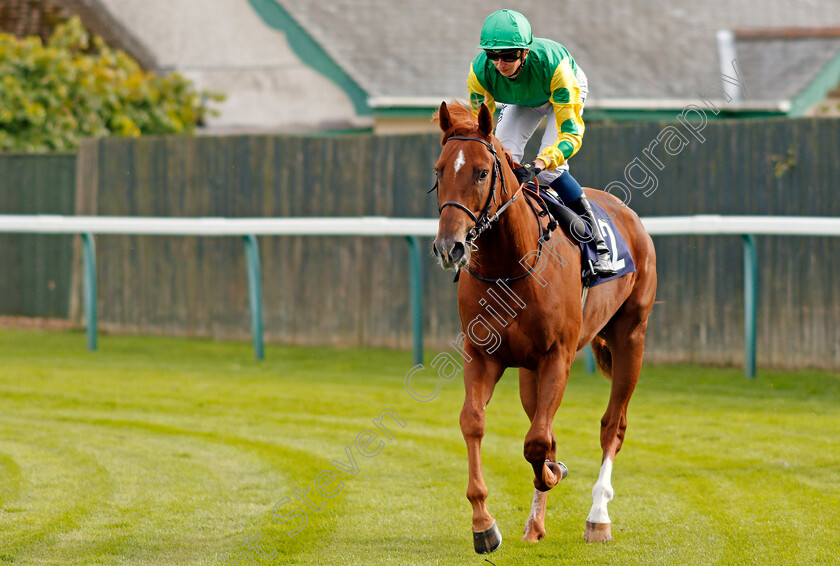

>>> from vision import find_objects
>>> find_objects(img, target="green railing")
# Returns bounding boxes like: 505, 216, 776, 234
0, 216, 437, 365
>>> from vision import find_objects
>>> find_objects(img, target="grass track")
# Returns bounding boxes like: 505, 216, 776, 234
0, 328, 838, 565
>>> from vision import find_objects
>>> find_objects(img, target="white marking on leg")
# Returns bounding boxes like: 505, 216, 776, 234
523, 488, 547, 540
587, 457, 614, 524
526, 488, 544, 525
454, 149, 466, 173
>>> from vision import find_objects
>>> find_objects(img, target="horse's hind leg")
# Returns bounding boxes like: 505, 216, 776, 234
519, 368, 550, 542
461, 355, 505, 554
586, 318, 649, 543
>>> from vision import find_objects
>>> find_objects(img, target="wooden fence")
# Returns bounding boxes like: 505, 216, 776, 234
571, 118, 840, 368
0, 153, 76, 318
70, 134, 451, 348
2, 117, 839, 368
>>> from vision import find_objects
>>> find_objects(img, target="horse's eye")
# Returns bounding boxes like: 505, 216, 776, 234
479, 170, 489, 181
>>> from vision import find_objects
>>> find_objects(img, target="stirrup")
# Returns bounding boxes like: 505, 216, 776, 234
593, 256, 618, 277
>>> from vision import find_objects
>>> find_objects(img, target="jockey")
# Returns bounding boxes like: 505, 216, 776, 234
467, 9, 617, 276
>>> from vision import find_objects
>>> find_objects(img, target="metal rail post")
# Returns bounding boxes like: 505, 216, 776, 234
81, 233, 97, 351
742, 234, 758, 379
405, 236, 424, 366
584, 343, 596, 374
243, 235, 264, 360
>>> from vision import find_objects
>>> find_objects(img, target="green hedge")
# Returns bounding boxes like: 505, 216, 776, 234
0, 16, 223, 152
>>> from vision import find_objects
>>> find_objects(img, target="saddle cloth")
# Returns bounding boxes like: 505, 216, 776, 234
538, 188, 636, 287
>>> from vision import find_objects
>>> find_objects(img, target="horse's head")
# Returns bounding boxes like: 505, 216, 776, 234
432, 101, 510, 271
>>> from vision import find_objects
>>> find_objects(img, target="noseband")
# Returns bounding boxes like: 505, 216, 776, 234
434, 135, 520, 245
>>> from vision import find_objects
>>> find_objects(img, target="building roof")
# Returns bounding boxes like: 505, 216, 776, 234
75, 0, 372, 130
273, 0, 840, 111
734, 28, 840, 102
35, 0, 840, 128
0, 0, 65, 40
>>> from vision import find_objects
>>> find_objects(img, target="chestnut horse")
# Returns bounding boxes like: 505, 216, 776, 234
431, 101, 657, 553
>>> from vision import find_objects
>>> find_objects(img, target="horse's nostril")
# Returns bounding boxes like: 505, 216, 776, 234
450, 242, 465, 263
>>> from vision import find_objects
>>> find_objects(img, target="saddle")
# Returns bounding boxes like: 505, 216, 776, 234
522, 182, 585, 242
523, 182, 635, 287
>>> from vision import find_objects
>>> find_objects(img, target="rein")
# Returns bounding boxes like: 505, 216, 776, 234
431, 135, 551, 284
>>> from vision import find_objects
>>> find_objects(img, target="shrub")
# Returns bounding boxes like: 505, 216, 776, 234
0, 16, 223, 151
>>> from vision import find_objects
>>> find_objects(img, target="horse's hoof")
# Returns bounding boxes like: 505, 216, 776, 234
584, 521, 612, 543
535, 460, 568, 491
522, 524, 545, 543
548, 461, 568, 481
473, 521, 502, 554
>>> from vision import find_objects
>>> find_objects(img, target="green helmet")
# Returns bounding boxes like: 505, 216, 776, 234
478, 9, 533, 50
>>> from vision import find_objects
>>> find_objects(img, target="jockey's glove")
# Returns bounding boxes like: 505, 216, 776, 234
512, 161, 541, 185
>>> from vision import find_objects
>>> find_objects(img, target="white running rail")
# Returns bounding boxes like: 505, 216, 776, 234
1, 214, 839, 377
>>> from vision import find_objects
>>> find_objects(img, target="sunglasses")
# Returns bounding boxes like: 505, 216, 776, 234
485, 50, 522, 62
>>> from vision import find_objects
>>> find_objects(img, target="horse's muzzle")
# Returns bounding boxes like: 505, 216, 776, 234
433, 237, 469, 270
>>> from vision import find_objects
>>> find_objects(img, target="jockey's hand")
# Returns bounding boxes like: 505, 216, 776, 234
512, 161, 541, 185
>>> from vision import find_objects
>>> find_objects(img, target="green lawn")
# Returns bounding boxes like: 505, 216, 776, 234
0, 328, 838, 565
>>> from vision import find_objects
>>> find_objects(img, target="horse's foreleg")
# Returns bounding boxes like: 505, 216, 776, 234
461, 357, 504, 554
523, 352, 572, 492
518, 368, 549, 542
523, 489, 548, 542
586, 325, 646, 543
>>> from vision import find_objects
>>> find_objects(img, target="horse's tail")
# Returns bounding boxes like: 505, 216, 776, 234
590, 336, 612, 379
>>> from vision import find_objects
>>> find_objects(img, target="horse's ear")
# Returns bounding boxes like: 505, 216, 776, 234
438, 101, 452, 132
502, 147, 516, 170
477, 103, 493, 137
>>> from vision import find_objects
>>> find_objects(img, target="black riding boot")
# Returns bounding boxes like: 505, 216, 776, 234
569, 195, 618, 276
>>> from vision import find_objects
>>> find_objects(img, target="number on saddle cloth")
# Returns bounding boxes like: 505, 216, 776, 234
538, 187, 636, 287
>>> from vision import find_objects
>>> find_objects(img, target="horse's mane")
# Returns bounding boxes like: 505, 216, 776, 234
434, 99, 516, 170
434, 99, 480, 144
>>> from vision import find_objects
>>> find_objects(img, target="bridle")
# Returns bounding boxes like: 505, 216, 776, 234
432, 135, 520, 245
430, 134, 550, 283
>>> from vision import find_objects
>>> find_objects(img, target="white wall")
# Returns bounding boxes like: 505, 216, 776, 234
96, 0, 368, 130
